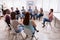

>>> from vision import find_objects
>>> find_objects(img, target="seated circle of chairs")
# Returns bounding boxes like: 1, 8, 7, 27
8, 20, 38, 40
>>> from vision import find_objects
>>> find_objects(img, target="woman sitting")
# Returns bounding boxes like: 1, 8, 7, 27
23, 12, 39, 34
37, 8, 44, 20
10, 12, 24, 33
5, 9, 11, 30
42, 9, 53, 28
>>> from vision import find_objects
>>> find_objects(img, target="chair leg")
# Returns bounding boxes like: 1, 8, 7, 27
14, 35, 17, 40
34, 35, 38, 40
31, 36, 33, 40
49, 23, 52, 30
20, 33, 25, 40
31, 33, 38, 40
11, 35, 14, 40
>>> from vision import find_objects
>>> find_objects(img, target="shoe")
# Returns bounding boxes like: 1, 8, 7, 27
36, 30, 39, 32
42, 25, 45, 28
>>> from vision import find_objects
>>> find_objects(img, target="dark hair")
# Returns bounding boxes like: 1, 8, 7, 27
23, 12, 30, 25
11, 7, 13, 10
3, 9, 10, 15
50, 9, 53, 12
3, 10, 6, 15
5, 15, 10, 27
6, 9, 10, 14
11, 12, 16, 20
40, 8, 43, 13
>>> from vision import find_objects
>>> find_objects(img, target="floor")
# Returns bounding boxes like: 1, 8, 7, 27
0, 17, 60, 40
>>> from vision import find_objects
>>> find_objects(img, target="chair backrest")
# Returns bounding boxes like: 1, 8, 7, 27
24, 28, 33, 37
10, 20, 19, 30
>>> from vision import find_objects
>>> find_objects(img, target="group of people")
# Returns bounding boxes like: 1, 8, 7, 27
8, 6, 44, 20
2, 6, 53, 38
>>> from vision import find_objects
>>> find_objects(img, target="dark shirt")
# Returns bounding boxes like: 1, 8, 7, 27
15, 10, 20, 15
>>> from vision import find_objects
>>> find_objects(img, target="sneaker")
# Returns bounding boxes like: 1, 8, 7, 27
36, 30, 39, 32
42, 25, 45, 28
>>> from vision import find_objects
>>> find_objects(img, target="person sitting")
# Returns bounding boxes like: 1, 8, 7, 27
21, 6, 26, 19
42, 9, 53, 28
37, 8, 44, 20
28, 6, 33, 19
33, 6, 38, 20
10, 12, 24, 33
15, 8, 20, 20
5, 9, 11, 30
23, 12, 39, 34
11, 7, 14, 12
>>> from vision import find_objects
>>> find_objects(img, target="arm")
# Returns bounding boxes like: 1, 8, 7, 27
48, 13, 53, 18
32, 20, 37, 27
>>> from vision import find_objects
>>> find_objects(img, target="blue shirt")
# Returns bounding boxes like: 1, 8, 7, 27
28, 9, 32, 14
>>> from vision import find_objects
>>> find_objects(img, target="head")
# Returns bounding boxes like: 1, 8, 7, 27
35, 6, 37, 10
23, 12, 30, 25
6, 9, 10, 14
40, 8, 43, 13
11, 7, 13, 11
50, 9, 53, 13
29, 6, 31, 9
22, 6, 24, 9
16, 8, 18, 10
11, 12, 16, 20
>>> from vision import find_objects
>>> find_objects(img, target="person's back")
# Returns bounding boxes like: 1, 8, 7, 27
24, 20, 34, 33
23, 12, 35, 33
5, 15, 10, 28
10, 20, 19, 30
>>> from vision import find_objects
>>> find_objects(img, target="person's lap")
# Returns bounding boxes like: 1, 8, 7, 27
43, 18, 51, 25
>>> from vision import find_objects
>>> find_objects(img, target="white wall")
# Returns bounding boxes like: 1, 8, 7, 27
57, 0, 60, 12
49, 0, 58, 12
2, 0, 60, 12
3, 0, 27, 11
36, 0, 59, 12
35, 0, 43, 11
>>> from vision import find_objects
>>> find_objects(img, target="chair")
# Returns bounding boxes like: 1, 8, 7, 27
9, 20, 24, 40
24, 27, 38, 40
40, 16, 43, 21
45, 22, 52, 31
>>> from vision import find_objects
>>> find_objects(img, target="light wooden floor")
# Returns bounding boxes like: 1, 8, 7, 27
0, 17, 60, 40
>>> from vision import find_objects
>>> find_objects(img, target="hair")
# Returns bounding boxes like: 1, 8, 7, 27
50, 9, 53, 12
5, 15, 10, 25
23, 12, 30, 25
22, 6, 24, 8
6, 9, 10, 14
3, 9, 10, 15
11, 12, 16, 20
11, 7, 13, 9
40, 8, 43, 13
3, 10, 6, 15
16, 7, 18, 10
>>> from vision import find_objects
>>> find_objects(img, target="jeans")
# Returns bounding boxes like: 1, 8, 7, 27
30, 13, 34, 19
37, 14, 43, 19
16, 14, 21, 20
43, 18, 51, 24
22, 13, 25, 19
34, 14, 37, 19
15, 25, 24, 33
